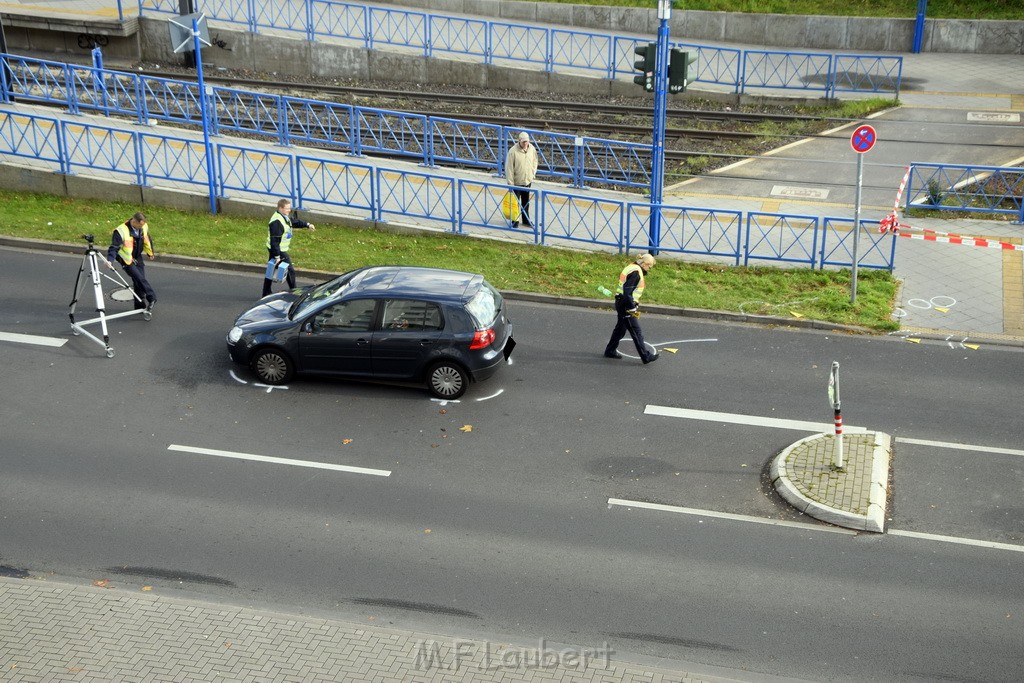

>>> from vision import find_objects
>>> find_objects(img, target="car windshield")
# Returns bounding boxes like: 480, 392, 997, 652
292, 271, 358, 318
465, 282, 501, 327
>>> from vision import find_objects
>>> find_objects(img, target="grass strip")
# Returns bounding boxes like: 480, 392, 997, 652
2, 189, 899, 331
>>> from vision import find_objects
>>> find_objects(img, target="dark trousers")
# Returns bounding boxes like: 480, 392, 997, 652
512, 186, 532, 226
262, 251, 296, 297
605, 295, 655, 361
122, 260, 156, 309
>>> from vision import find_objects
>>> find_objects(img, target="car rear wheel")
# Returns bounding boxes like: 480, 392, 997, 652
252, 348, 294, 385
427, 361, 468, 399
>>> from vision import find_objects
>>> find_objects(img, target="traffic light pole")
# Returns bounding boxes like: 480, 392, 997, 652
647, 0, 671, 255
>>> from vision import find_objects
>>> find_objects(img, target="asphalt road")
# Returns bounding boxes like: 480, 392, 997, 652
2, 246, 1022, 682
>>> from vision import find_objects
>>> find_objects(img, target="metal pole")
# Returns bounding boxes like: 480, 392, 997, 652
829, 361, 843, 470
913, 0, 928, 54
648, 0, 671, 255
0, 15, 10, 105
193, 17, 217, 215
180, 0, 196, 68
851, 152, 863, 304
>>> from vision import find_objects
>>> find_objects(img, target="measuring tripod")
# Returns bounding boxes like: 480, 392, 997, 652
68, 234, 150, 358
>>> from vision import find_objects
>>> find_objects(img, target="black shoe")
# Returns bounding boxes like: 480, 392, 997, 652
145, 300, 155, 312
642, 353, 659, 365
604, 350, 623, 359
511, 220, 520, 229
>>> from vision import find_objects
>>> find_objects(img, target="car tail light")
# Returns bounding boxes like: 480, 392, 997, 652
469, 328, 495, 349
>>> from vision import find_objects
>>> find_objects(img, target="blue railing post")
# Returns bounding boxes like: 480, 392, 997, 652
913, 0, 928, 54
247, 0, 258, 33
64, 63, 78, 115
56, 119, 69, 175
133, 130, 145, 187
305, 0, 315, 42
278, 96, 287, 147
91, 47, 109, 117
0, 54, 10, 105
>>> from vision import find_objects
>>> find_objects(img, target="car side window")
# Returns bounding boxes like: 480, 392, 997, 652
315, 299, 377, 331
381, 299, 443, 332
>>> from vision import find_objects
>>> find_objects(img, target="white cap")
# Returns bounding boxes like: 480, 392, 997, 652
518, 131, 530, 142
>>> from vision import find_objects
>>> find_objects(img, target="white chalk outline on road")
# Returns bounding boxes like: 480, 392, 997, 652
608, 498, 856, 535
168, 444, 391, 477
888, 529, 1024, 554
0, 331, 67, 347
645, 405, 868, 434
895, 437, 1024, 457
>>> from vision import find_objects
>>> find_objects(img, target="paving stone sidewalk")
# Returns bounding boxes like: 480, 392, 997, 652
0, 577, 751, 683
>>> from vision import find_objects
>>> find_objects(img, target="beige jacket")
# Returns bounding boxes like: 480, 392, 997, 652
505, 142, 539, 187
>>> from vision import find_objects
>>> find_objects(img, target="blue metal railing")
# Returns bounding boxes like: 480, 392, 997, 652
906, 162, 1024, 221
137, 1, 900, 96
0, 108, 898, 270
0, 54, 657, 190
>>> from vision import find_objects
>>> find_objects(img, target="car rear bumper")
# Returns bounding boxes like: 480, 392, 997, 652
470, 334, 514, 382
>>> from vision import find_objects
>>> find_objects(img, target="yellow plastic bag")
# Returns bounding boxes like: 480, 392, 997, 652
500, 190, 521, 222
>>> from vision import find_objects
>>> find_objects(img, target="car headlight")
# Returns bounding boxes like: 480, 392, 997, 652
227, 326, 244, 344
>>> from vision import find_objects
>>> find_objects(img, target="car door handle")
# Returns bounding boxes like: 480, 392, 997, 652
419, 339, 435, 346
356, 338, 370, 345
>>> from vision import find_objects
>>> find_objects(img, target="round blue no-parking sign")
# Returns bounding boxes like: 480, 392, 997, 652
850, 124, 877, 153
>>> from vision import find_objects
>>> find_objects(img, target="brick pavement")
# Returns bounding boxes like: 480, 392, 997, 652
0, 577, 748, 683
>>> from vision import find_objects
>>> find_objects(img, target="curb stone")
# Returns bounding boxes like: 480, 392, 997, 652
770, 432, 891, 533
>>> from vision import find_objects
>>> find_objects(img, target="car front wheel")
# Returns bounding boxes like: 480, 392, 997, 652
427, 360, 468, 399
252, 348, 294, 385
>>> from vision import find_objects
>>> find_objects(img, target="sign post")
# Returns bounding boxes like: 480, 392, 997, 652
849, 124, 876, 304
168, 13, 215, 214
828, 361, 843, 470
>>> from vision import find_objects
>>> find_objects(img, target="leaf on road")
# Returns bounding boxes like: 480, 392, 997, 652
459, 425, 473, 432
92, 579, 111, 588
141, 586, 152, 592
341, 438, 353, 445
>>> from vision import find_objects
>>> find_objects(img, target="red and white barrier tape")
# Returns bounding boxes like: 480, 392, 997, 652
879, 166, 1022, 251
894, 232, 1023, 250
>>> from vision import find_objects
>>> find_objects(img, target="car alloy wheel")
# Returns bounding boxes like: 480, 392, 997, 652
252, 348, 294, 385
428, 361, 468, 399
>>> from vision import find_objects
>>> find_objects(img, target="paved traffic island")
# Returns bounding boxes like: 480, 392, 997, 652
771, 432, 891, 532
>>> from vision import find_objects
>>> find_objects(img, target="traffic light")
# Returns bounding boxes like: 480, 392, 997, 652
668, 48, 697, 94
633, 42, 655, 92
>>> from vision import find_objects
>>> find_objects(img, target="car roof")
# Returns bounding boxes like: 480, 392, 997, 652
347, 266, 484, 302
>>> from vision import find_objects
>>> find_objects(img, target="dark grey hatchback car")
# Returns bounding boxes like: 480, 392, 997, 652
226, 266, 515, 399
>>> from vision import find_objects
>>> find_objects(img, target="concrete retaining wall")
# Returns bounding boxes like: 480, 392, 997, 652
378, 0, 1024, 54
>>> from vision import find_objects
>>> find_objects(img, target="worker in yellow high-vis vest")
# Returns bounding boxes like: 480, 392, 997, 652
263, 198, 315, 297
106, 211, 157, 312
604, 254, 658, 364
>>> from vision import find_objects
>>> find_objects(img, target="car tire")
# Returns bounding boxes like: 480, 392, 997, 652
252, 347, 294, 385
427, 360, 468, 400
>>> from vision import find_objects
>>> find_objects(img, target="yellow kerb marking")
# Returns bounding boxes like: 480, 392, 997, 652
1003, 238, 1023, 336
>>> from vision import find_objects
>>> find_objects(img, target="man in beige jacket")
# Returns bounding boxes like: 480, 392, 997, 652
504, 131, 539, 229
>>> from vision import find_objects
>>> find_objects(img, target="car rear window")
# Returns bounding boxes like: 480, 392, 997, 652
464, 283, 501, 328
